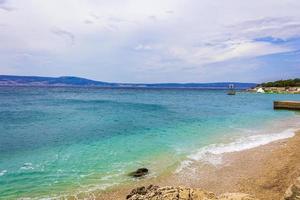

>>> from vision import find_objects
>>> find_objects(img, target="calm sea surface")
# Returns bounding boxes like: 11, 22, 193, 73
0, 87, 299, 199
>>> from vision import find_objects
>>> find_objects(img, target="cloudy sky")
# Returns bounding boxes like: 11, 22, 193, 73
0, 0, 300, 83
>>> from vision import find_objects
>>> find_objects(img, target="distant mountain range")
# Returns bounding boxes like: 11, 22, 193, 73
0, 75, 257, 89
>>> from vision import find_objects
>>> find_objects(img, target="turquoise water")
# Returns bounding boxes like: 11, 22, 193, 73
0, 87, 299, 199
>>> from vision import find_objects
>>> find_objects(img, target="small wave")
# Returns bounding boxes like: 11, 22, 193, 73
20, 162, 34, 170
0, 170, 7, 176
230, 127, 260, 134
18, 182, 117, 200
176, 128, 297, 173
100, 174, 120, 181
175, 160, 193, 173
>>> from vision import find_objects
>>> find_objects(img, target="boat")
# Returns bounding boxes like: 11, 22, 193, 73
227, 84, 236, 95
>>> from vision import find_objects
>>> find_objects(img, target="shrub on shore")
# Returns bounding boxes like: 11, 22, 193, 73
260, 78, 300, 87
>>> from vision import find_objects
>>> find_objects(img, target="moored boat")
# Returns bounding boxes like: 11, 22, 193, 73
227, 84, 236, 95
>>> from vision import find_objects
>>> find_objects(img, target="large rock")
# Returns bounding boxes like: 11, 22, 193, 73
128, 168, 149, 178
126, 185, 258, 200
283, 177, 300, 200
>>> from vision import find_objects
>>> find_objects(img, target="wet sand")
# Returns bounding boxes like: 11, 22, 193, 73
96, 130, 300, 200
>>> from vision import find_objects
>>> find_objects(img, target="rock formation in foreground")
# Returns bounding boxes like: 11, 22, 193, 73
126, 175, 300, 200
126, 185, 258, 200
283, 177, 300, 200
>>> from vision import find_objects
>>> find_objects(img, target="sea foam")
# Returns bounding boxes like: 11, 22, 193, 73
20, 162, 34, 170
0, 170, 7, 176
176, 128, 296, 173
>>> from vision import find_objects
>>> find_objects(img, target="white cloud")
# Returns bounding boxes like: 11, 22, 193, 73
213, 40, 291, 62
51, 27, 75, 45
134, 44, 154, 51
0, 0, 300, 82
0, 0, 14, 11
140, 39, 293, 67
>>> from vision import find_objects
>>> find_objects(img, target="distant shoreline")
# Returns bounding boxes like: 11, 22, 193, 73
248, 86, 300, 94
0, 84, 252, 90
0, 75, 257, 89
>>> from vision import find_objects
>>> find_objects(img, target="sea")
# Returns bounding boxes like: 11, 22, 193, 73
0, 86, 299, 199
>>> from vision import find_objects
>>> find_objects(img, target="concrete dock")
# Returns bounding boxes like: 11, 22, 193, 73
274, 101, 300, 110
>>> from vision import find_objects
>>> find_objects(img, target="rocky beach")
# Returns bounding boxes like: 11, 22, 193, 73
98, 130, 300, 200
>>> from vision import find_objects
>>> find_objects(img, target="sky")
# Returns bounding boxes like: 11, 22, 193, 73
0, 0, 300, 83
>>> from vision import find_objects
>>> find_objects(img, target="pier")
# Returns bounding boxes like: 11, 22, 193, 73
274, 101, 300, 110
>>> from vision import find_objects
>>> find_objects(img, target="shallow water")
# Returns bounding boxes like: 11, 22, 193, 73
0, 87, 299, 199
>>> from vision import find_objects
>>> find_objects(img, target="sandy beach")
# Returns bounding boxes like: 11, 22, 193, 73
97, 130, 300, 200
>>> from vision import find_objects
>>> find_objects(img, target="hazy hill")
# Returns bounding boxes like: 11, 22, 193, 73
0, 75, 257, 89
